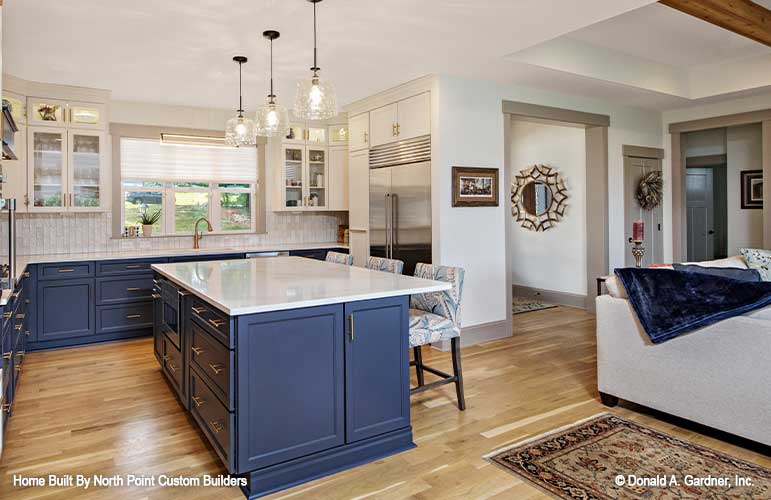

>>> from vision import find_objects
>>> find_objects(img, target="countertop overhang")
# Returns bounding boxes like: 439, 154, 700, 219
152, 257, 451, 316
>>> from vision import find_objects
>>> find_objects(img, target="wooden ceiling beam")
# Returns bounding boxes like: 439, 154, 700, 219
659, 0, 771, 47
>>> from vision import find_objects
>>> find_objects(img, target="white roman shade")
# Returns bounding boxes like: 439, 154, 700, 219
120, 137, 258, 183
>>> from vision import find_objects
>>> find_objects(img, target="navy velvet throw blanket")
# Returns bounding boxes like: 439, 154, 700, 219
614, 268, 771, 344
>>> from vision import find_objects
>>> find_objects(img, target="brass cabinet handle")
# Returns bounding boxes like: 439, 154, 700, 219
126, 287, 143, 292
1, 403, 11, 413
70, 193, 73, 206
125, 314, 142, 319
167, 363, 177, 373
396, 123, 401, 135
14, 324, 22, 331
23, 272, 30, 278
363, 131, 369, 143
208, 363, 223, 375
2, 352, 11, 361
349, 313, 354, 342
208, 318, 225, 328
192, 396, 205, 408
209, 420, 224, 433
15, 313, 25, 319
191, 306, 207, 314
191, 346, 203, 356
3, 312, 11, 319
58, 268, 75, 273
125, 264, 141, 269
392, 124, 397, 136
152, 293, 161, 299
178, 290, 191, 297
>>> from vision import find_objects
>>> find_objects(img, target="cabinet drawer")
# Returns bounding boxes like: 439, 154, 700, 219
190, 320, 233, 409
39, 262, 94, 280
190, 368, 234, 471
190, 296, 232, 348
97, 258, 167, 276
164, 335, 183, 392
96, 276, 155, 305
96, 303, 153, 334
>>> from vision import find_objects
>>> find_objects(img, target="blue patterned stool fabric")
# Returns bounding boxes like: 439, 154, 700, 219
366, 256, 405, 274
325, 251, 353, 266
409, 263, 465, 348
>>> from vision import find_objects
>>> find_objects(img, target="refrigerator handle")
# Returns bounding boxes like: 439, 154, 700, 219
391, 193, 398, 258
384, 193, 391, 259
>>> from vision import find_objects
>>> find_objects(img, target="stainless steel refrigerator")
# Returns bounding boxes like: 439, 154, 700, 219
369, 135, 431, 276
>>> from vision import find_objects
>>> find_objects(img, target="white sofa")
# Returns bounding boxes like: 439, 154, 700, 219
596, 257, 771, 446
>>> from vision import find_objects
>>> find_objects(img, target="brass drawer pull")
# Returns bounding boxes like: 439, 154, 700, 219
349, 313, 354, 342
163, 355, 170, 361
167, 363, 177, 373
178, 290, 191, 297
209, 420, 224, 433
25, 329, 30, 337
125, 264, 141, 269
3, 312, 11, 319
14, 324, 22, 331
152, 293, 161, 299
208, 363, 224, 375
208, 318, 225, 328
192, 396, 205, 407
15, 313, 25, 319
191, 346, 204, 356
126, 314, 142, 319
12, 292, 19, 299
58, 268, 75, 273
23, 272, 30, 278
1, 403, 10, 413
191, 306, 207, 314
126, 287, 145, 292
2, 352, 11, 361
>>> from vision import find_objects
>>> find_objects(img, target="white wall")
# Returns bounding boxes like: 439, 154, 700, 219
510, 120, 587, 295
726, 124, 764, 255
434, 75, 662, 328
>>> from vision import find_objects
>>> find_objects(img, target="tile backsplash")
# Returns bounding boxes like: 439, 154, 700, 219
1, 211, 348, 256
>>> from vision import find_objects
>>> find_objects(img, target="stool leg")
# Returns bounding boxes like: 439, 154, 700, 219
451, 337, 465, 410
413, 346, 425, 387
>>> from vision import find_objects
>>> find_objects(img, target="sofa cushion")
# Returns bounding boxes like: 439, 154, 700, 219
741, 248, 771, 281
672, 263, 762, 282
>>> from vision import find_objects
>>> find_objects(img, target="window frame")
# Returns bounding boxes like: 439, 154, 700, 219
110, 123, 267, 239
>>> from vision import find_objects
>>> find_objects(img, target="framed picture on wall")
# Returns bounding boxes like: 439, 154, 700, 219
452, 167, 499, 207
740, 170, 763, 209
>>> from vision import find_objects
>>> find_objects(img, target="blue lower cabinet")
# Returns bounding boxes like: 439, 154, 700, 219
96, 302, 154, 334
235, 304, 345, 473
170, 253, 245, 263
36, 278, 95, 341
344, 296, 410, 443
96, 275, 155, 305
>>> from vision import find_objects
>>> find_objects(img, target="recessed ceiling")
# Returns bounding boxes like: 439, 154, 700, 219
505, 2, 771, 102
2, 0, 658, 110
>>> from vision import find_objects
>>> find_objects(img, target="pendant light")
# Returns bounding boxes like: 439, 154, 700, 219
255, 30, 289, 137
293, 0, 338, 120
225, 56, 256, 147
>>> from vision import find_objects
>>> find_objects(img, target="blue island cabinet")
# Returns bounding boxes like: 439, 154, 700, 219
161, 287, 413, 499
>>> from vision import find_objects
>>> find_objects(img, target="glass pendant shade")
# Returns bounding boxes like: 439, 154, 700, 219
225, 114, 257, 147
255, 97, 289, 137
294, 73, 338, 120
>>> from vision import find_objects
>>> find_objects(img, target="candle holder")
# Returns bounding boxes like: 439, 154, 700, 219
631, 240, 646, 268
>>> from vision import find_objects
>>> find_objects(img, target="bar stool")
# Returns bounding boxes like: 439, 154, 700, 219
408, 263, 466, 410
366, 256, 404, 274
325, 251, 353, 266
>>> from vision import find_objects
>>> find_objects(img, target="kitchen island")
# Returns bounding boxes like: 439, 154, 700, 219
151, 256, 449, 499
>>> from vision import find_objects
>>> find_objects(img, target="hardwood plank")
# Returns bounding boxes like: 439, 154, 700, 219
660, 0, 771, 47
1, 307, 768, 500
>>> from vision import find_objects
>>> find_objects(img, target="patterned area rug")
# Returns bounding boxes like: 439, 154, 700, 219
486, 413, 771, 499
513, 297, 557, 315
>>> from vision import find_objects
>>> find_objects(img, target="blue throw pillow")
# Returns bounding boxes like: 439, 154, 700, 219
672, 263, 762, 282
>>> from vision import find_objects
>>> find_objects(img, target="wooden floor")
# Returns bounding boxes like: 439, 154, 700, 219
1, 307, 768, 499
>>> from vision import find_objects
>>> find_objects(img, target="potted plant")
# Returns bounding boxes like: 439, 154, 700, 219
138, 209, 161, 237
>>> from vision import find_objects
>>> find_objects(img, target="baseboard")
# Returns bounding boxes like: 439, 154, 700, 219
513, 284, 588, 310
432, 319, 511, 352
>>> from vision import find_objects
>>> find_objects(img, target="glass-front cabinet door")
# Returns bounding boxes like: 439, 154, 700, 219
284, 124, 305, 144
329, 125, 348, 145
306, 147, 327, 209
68, 130, 104, 210
28, 127, 66, 210
306, 127, 326, 145
69, 102, 105, 129
283, 145, 304, 209
28, 98, 68, 127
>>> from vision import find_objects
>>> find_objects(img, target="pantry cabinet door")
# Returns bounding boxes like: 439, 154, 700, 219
396, 92, 430, 141
369, 104, 398, 148
348, 113, 369, 152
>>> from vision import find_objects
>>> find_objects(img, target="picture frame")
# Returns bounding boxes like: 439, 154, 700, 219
740, 170, 763, 209
452, 167, 499, 207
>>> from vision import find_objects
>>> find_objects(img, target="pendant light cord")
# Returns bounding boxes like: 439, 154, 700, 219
312, 1, 319, 72
269, 38, 275, 99
238, 60, 244, 116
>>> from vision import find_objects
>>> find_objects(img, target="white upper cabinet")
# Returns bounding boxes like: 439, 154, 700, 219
395, 92, 430, 141
28, 97, 68, 127
328, 146, 348, 211
68, 102, 105, 130
348, 113, 369, 152
67, 130, 106, 210
368, 93, 430, 148
369, 104, 398, 148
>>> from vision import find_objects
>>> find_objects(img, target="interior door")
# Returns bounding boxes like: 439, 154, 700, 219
369, 104, 398, 148
624, 157, 663, 267
396, 92, 430, 141
390, 162, 431, 276
686, 168, 715, 262
369, 167, 391, 259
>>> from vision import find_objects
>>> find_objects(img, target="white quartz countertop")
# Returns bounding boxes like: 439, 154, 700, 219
0, 242, 346, 306
152, 257, 451, 316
